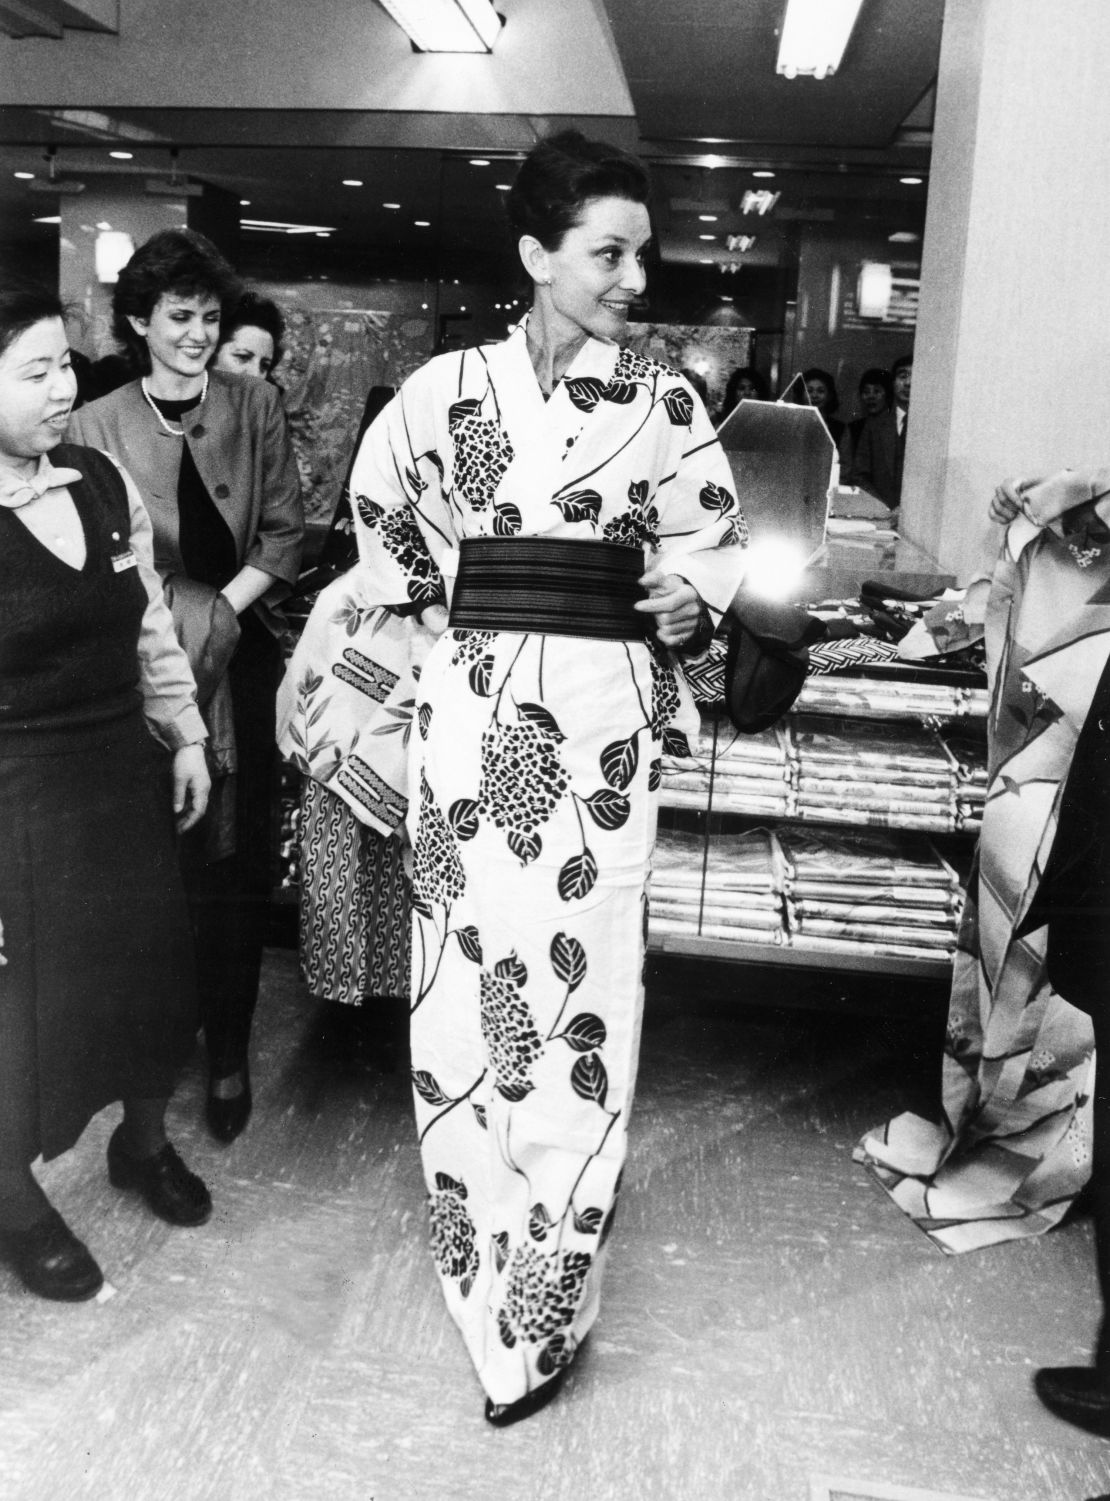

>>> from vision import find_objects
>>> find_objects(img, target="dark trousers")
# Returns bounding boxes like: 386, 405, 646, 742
181, 616, 282, 1077
1031, 650, 1110, 1370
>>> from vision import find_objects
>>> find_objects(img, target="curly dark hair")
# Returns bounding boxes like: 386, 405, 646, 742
111, 228, 242, 371
507, 130, 651, 250
0, 279, 67, 359
218, 290, 286, 373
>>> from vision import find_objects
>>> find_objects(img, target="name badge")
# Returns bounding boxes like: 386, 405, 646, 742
111, 550, 138, 573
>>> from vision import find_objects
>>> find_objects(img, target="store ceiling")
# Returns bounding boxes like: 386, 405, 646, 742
0, 0, 943, 283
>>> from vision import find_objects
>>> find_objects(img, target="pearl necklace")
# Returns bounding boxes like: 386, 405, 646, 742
141, 370, 208, 437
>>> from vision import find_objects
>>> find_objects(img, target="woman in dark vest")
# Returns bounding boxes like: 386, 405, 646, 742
71, 231, 305, 1144
0, 281, 212, 1301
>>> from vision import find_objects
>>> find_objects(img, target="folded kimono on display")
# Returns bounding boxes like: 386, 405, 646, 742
651, 916, 787, 944
790, 714, 955, 779
789, 898, 959, 929
651, 898, 784, 933
776, 825, 961, 890
789, 878, 963, 910
792, 916, 956, 949
790, 931, 951, 962
794, 803, 956, 832
795, 778, 953, 811
667, 713, 790, 768
651, 826, 785, 893
795, 678, 987, 719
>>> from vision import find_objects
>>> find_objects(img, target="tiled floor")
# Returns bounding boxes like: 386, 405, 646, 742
2, 950, 1110, 1501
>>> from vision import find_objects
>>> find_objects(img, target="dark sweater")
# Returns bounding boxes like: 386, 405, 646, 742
0, 444, 147, 738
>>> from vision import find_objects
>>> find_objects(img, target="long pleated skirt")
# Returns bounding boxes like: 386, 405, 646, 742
0, 712, 198, 1164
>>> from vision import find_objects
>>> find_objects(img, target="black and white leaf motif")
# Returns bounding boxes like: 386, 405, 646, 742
493, 502, 522, 536
648, 758, 662, 791
494, 951, 528, 986
565, 375, 606, 412
564, 1013, 607, 1052
558, 848, 598, 902
699, 479, 733, 515
662, 728, 691, 758
553, 490, 602, 524
497, 1079, 534, 1102
411, 893, 434, 919
550, 931, 587, 991
460, 1273, 474, 1299
662, 386, 695, 426
448, 797, 480, 840
448, 397, 482, 429
518, 702, 566, 742
427, 449, 445, 480
456, 924, 483, 963
492, 1230, 510, 1273
573, 1207, 604, 1235
627, 478, 649, 508
435, 1171, 465, 1195
600, 735, 639, 791
537, 1334, 573, 1376
571, 1051, 609, 1108
354, 493, 384, 527
472, 1101, 488, 1130
528, 1202, 554, 1241
468, 655, 495, 696
508, 829, 543, 866
418, 703, 432, 740
583, 788, 631, 831
414, 1071, 450, 1107
603, 379, 637, 406
405, 466, 427, 495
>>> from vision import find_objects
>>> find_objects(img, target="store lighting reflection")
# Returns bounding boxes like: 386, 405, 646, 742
743, 536, 810, 601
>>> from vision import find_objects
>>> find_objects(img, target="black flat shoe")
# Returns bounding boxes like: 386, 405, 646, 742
205, 1064, 252, 1144
107, 1127, 212, 1226
0, 1209, 103, 1302
485, 1371, 566, 1427
1034, 1366, 1110, 1437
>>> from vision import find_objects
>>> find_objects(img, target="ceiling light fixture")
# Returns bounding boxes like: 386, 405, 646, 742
469, 158, 490, 167
109, 150, 133, 160
383, 201, 401, 209
375, 0, 503, 53
900, 176, 923, 185
343, 179, 363, 187
888, 231, 919, 244
776, 0, 864, 80
33, 215, 60, 224
698, 214, 718, 223
241, 217, 337, 235
752, 170, 776, 179
14, 171, 33, 180
857, 261, 893, 319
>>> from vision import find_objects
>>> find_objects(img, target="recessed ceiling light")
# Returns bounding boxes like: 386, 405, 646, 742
33, 214, 60, 224
415, 220, 430, 227
469, 159, 490, 167
720, 295, 734, 303
700, 258, 713, 265
316, 231, 330, 238
109, 150, 133, 160
383, 202, 401, 210
240, 199, 250, 206
698, 214, 717, 222
900, 176, 923, 185
700, 155, 726, 170
14, 171, 34, 180
889, 230, 920, 243
699, 234, 716, 241
342, 179, 363, 187
753, 170, 776, 179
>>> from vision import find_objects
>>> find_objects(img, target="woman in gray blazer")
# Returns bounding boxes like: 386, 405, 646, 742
70, 229, 304, 1144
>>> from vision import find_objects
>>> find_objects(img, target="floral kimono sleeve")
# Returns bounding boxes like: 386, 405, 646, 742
348, 363, 455, 610
649, 381, 748, 620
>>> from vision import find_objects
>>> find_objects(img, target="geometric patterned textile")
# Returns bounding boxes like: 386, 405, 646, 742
856, 471, 1110, 1251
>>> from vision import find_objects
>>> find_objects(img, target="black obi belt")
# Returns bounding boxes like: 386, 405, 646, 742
449, 536, 650, 641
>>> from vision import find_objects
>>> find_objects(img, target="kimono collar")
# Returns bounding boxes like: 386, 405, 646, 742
0, 452, 82, 510
483, 319, 620, 513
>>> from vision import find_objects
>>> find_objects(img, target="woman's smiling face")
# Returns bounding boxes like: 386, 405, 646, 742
129, 292, 222, 383
0, 317, 77, 465
538, 195, 652, 345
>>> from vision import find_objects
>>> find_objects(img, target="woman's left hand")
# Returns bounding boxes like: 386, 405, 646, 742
172, 743, 211, 833
636, 569, 704, 648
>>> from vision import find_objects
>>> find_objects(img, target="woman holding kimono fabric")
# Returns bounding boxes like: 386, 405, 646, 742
855, 469, 1110, 1253
348, 132, 747, 1424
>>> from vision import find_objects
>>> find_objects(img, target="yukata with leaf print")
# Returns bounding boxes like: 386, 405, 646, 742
349, 318, 748, 1407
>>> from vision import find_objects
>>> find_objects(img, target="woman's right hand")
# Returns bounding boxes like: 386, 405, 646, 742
172, 743, 211, 833
990, 476, 1040, 525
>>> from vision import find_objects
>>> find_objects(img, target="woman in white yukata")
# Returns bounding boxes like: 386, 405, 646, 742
349, 131, 749, 1425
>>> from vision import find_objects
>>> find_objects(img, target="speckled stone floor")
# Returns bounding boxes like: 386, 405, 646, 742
1, 949, 1109, 1501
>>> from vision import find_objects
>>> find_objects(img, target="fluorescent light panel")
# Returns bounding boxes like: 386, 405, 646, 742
776, 0, 864, 79
376, 0, 502, 52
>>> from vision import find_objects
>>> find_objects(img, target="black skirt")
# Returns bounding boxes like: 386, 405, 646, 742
0, 711, 197, 1163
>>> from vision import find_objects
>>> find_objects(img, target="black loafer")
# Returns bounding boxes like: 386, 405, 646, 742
1034, 1366, 1110, 1437
107, 1127, 212, 1227
205, 1064, 252, 1144
0, 1209, 103, 1302
485, 1371, 566, 1427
